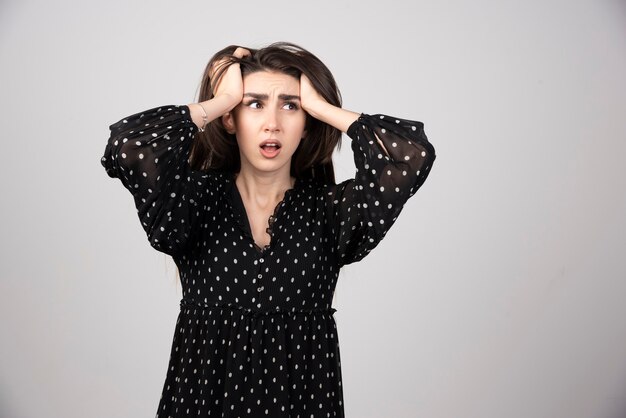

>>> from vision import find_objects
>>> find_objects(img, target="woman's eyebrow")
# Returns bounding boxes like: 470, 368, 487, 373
279, 94, 301, 101
243, 93, 301, 101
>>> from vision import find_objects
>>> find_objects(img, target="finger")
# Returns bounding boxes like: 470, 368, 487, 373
233, 47, 251, 59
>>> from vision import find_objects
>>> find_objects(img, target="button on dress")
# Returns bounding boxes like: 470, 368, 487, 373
101, 104, 435, 417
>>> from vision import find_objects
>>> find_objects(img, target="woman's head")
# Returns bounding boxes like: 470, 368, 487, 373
189, 42, 343, 183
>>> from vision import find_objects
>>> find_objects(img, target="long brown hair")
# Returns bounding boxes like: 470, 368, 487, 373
189, 42, 343, 183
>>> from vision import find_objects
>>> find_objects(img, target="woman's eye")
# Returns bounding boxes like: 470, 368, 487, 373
283, 102, 299, 110
246, 101, 262, 109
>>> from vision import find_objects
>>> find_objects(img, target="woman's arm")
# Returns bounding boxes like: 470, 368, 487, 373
101, 104, 208, 255
300, 72, 436, 267
328, 112, 436, 267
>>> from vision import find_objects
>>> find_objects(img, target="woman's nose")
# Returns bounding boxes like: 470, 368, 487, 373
263, 108, 279, 132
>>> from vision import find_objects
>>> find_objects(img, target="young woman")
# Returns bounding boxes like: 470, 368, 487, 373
102, 42, 436, 417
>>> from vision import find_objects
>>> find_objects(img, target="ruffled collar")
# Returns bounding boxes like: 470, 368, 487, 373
224, 174, 304, 254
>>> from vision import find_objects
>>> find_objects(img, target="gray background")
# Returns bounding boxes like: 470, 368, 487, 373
1, 0, 625, 417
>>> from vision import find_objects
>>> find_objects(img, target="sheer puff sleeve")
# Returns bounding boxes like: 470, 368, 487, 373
101, 104, 208, 256
328, 113, 436, 267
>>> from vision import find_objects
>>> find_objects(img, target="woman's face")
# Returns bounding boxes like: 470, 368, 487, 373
224, 70, 307, 178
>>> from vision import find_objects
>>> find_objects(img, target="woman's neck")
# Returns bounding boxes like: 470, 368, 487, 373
234, 169, 295, 209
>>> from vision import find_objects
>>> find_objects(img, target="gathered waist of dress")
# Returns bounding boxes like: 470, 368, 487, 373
179, 298, 337, 317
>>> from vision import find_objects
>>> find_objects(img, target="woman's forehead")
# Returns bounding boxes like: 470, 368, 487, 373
243, 71, 300, 94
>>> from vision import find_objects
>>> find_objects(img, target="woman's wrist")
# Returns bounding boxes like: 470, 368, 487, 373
305, 100, 360, 133
188, 94, 241, 131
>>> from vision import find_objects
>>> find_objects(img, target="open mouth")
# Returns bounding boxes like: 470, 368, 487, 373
259, 141, 282, 158
260, 143, 281, 151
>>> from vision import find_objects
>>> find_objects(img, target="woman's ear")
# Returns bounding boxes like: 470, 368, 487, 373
222, 112, 236, 134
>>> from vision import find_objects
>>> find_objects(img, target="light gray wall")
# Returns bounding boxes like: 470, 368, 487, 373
1, 0, 625, 417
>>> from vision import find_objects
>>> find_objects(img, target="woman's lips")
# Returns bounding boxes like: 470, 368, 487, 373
259, 139, 281, 159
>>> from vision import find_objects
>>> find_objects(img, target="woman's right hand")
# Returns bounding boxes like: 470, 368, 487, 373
189, 47, 251, 130
211, 47, 251, 106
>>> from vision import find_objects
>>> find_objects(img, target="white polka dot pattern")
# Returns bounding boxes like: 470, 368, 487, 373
101, 105, 436, 417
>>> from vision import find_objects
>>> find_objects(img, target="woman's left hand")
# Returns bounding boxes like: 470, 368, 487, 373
300, 73, 360, 133
299, 73, 327, 115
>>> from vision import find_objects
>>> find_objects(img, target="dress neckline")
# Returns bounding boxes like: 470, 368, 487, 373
228, 175, 301, 254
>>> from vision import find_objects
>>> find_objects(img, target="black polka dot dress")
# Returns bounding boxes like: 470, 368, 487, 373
101, 105, 435, 417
